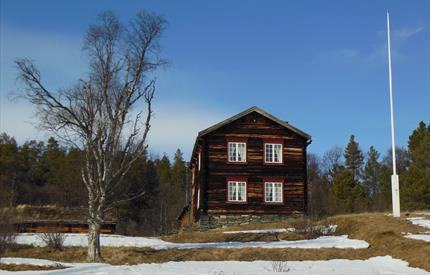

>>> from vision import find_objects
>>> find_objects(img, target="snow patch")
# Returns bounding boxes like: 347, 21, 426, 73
15, 233, 368, 250
407, 217, 430, 229
404, 232, 430, 242
222, 224, 338, 235
0, 256, 428, 274
403, 217, 430, 242
0, 257, 67, 267
223, 228, 294, 234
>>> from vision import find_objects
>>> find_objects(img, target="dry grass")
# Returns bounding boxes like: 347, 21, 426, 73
2, 212, 430, 271
162, 218, 334, 243
161, 230, 308, 243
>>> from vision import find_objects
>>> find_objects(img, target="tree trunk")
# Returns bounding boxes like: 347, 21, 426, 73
87, 221, 102, 262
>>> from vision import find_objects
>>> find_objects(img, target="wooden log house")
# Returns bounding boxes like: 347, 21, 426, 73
179, 106, 311, 228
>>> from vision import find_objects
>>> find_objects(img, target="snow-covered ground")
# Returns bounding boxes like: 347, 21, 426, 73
0, 258, 65, 267
1, 256, 429, 274
404, 216, 430, 242
15, 233, 368, 250
407, 217, 430, 229
222, 228, 294, 234
405, 233, 430, 242
222, 224, 337, 235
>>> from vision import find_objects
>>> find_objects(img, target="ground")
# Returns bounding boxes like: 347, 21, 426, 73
1, 212, 429, 274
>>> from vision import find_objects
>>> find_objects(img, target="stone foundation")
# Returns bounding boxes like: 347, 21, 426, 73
198, 213, 303, 230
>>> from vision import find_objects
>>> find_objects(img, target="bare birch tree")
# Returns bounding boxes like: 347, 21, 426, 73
15, 11, 166, 262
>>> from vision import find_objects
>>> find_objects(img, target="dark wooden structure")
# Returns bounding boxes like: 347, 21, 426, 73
183, 106, 311, 228
15, 220, 116, 234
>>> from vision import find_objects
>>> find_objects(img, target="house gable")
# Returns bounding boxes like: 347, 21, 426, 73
190, 106, 311, 164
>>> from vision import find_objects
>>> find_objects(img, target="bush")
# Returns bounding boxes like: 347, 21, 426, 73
38, 232, 66, 251
291, 218, 337, 239
0, 210, 16, 258
270, 261, 290, 272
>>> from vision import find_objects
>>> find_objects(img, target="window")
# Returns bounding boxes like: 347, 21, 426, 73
228, 142, 246, 162
227, 181, 247, 202
265, 143, 283, 163
265, 182, 283, 203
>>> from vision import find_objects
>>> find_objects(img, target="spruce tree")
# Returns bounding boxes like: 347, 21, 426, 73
331, 168, 355, 213
402, 121, 430, 210
344, 135, 364, 181
363, 146, 381, 200
171, 149, 187, 199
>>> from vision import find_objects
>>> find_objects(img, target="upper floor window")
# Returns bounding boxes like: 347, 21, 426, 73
227, 181, 247, 202
265, 182, 283, 203
228, 142, 246, 162
265, 143, 283, 163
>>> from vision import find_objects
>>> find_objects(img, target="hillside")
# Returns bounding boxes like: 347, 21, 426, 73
1, 212, 429, 274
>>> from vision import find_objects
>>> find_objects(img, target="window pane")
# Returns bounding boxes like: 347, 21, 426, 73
274, 144, 282, 163
237, 182, 242, 200
265, 183, 273, 201
265, 144, 273, 162
228, 182, 235, 201
274, 183, 282, 202
237, 144, 242, 161
232, 144, 237, 161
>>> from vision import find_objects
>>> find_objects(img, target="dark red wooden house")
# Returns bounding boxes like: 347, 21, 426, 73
179, 106, 311, 228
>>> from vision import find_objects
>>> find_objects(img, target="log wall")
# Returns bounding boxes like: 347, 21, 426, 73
202, 112, 307, 216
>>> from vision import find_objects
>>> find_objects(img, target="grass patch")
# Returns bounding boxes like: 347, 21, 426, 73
2, 212, 429, 272
162, 218, 335, 243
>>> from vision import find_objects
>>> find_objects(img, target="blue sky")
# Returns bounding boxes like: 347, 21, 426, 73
1, 0, 429, 160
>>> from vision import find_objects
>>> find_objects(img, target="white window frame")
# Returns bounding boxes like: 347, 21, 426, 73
227, 181, 247, 202
264, 143, 283, 164
197, 187, 200, 209
228, 142, 247, 162
264, 182, 283, 203
198, 151, 201, 171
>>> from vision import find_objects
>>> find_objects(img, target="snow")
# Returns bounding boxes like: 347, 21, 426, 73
15, 233, 368, 250
407, 217, 430, 229
405, 233, 430, 242
1, 256, 429, 274
0, 258, 67, 267
222, 224, 338, 235
223, 228, 294, 234
403, 217, 430, 242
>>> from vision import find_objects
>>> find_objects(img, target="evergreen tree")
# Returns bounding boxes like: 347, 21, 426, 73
171, 149, 188, 204
344, 135, 364, 181
402, 121, 430, 210
155, 154, 172, 233
331, 168, 367, 213
0, 133, 20, 206
40, 137, 67, 204
363, 146, 381, 200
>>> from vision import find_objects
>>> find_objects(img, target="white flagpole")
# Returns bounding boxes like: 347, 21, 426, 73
386, 11, 400, 217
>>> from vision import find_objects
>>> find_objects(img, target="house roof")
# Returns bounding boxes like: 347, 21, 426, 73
197, 106, 311, 139
190, 106, 311, 164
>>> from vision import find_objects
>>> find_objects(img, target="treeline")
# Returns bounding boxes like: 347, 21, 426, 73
1, 121, 428, 234
308, 121, 430, 218
0, 135, 190, 236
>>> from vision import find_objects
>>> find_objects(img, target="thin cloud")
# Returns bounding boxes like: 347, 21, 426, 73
320, 24, 426, 63
391, 26, 426, 40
